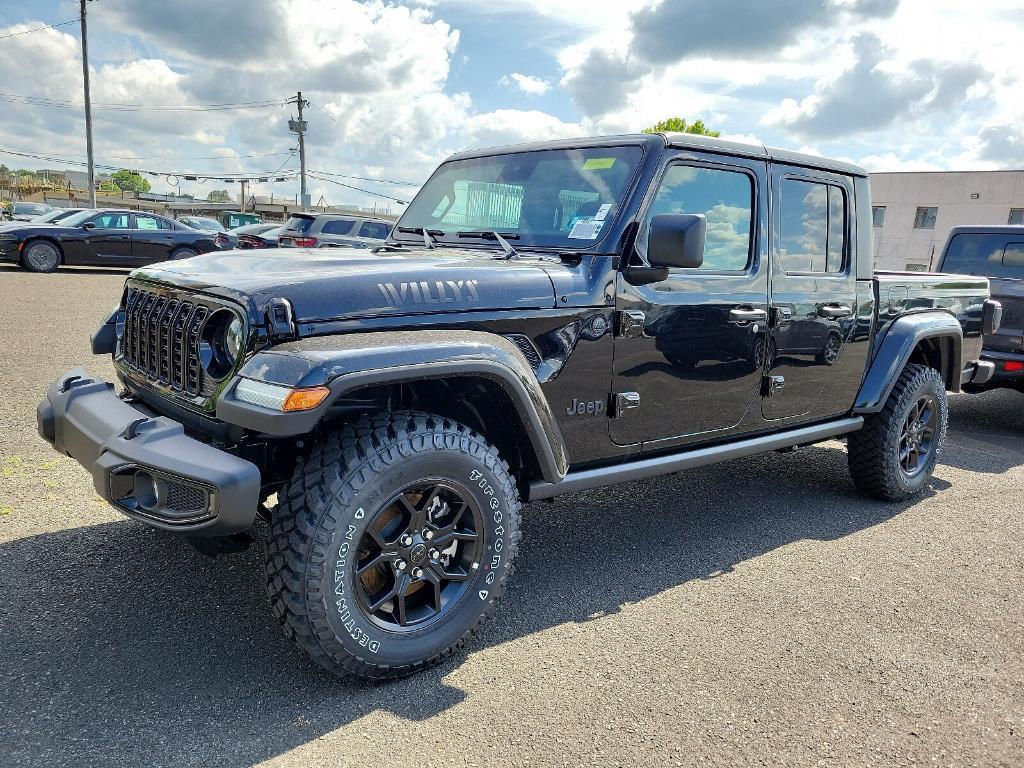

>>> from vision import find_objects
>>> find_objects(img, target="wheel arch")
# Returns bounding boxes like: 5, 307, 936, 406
217, 330, 569, 486
854, 312, 963, 413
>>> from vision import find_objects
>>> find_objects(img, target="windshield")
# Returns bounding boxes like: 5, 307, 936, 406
396, 145, 644, 249
14, 203, 49, 215
942, 234, 1024, 280
59, 209, 98, 227
33, 209, 77, 223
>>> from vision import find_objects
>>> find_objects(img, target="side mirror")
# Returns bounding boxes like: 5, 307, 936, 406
82, 221, 96, 230
647, 213, 705, 269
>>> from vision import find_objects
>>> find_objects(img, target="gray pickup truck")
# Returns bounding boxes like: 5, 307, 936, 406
39, 133, 1000, 680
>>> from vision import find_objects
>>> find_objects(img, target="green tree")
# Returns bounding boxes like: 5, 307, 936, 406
110, 169, 152, 193
642, 117, 720, 137
206, 189, 231, 202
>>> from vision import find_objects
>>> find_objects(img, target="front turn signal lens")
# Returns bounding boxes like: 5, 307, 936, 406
282, 386, 331, 412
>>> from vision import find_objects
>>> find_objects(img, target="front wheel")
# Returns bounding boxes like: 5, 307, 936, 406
266, 411, 521, 680
847, 363, 948, 501
21, 240, 61, 272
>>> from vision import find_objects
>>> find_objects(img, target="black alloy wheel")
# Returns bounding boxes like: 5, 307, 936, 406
354, 480, 483, 632
898, 394, 938, 477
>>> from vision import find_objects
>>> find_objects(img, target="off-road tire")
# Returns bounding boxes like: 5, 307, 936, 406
266, 411, 521, 680
847, 363, 947, 501
21, 239, 61, 272
170, 246, 197, 260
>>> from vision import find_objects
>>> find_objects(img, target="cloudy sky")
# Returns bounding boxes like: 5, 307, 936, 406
0, 0, 1021, 209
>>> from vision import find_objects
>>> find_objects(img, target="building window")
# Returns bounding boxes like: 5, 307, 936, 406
1009, 208, 1024, 226
872, 206, 886, 227
913, 206, 938, 229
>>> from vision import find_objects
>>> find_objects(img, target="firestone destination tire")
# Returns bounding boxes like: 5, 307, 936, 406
266, 411, 521, 680
847, 363, 948, 501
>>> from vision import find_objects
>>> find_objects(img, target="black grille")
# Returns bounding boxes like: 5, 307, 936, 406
165, 482, 208, 517
504, 333, 542, 369
122, 285, 210, 396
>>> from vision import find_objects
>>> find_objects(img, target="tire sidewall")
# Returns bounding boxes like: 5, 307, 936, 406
884, 369, 947, 494
23, 240, 60, 272
171, 247, 197, 260
315, 445, 514, 669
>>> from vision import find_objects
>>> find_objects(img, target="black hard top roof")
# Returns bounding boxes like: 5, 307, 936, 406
948, 225, 1024, 236
445, 132, 868, 178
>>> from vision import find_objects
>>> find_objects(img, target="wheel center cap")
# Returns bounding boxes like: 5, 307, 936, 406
409, 543, 428, 564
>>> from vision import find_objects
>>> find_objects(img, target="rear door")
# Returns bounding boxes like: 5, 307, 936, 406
82, 211, 134, 265
130, 213, 177, 264
763, 166, 858, 421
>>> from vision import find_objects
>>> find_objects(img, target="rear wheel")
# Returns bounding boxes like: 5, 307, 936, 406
170, 246, 197, 260
266, 411, 520, 680
21, 240, 61, 272
847, 363, 947, 501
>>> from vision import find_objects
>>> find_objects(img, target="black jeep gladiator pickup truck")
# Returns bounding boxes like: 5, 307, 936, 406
38, 133, 1000, 680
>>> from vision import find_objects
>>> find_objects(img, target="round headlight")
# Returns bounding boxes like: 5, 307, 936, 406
225, 317, 243, 361
200, 310, 243, 380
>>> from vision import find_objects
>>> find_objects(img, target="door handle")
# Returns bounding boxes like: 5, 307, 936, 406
729, 308, 768, 323
817, 304, 853, 319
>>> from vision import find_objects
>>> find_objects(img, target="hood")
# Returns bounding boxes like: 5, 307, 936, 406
133, 246, 559, 322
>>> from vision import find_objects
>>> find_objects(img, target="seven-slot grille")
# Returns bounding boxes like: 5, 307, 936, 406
121, 285, 211, 395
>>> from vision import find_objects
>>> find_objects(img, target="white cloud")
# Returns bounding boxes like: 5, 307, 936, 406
499, 73, 552, 96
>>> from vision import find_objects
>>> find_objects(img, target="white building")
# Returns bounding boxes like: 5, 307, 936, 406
868, 170, 1024, 271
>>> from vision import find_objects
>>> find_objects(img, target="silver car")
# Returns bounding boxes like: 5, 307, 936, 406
277, 213, 392, 249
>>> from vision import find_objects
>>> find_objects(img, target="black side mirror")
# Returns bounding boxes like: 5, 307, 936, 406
648, 213, 706, 269
82, 221, 96, 230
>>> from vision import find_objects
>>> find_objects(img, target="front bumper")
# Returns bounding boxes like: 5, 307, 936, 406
37, 368, 261, 535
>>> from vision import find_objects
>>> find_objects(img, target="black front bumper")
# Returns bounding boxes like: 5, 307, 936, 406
38, 368, 261, 536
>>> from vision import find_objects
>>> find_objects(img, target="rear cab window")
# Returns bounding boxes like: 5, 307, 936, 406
941, 234, 1024, 280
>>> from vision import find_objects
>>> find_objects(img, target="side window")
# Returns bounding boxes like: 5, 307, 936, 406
133, 215, 163, 230
778, 179, 845, 274
358, 221, 390, 239
638, 164, 753, 271
91, 213, 130, 228
1004, 243, 1024, 269
321, 219, 356, 235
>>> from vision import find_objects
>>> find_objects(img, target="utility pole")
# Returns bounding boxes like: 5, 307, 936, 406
288, 92, 309, 209
80, 0, 96, 207
239, 179, 247, 211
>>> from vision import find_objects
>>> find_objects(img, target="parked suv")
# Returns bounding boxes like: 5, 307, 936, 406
277, 212, 392, 249
936, 225, 1020, 391
40, 133, 998, 680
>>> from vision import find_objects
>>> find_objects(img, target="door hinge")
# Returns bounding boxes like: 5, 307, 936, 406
763, 375, 785, 397
612, 391, 640, 417
615, 310, 646, 338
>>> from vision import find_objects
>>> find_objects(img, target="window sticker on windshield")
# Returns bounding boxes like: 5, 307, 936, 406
582, 157, 615, 170
594, 203, 613, 221
568, 218, 604, 239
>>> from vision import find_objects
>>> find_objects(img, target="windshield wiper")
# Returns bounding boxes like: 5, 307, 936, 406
397, 226, 444, 249
456, 230, 520, 259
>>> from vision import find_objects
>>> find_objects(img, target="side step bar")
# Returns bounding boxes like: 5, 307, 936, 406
527, 416, 864, 501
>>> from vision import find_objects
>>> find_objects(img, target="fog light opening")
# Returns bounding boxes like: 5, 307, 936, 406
134, 470, 167, 512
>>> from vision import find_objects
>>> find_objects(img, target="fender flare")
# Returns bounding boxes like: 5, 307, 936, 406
217, 329, 569, 483
854, 312, 963, 414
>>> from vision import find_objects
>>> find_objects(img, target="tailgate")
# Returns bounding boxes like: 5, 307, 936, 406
987, 277, 1024, 353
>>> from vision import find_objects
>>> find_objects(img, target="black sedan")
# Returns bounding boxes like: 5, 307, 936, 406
0, 208, 233, 272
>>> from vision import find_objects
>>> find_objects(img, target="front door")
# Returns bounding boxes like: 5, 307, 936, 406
611, 152, 769, 448
83, 211, 134, 265
763, 166, 858, 421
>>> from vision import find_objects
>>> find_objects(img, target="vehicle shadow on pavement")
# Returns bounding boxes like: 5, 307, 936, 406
942, 390, 1024, 475
0, 443, 943, 768
0, 264, 132, 277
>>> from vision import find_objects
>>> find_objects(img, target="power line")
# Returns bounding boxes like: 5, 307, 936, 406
307, 168, 421, 187
0, 18, 79, 41
306, 171, 409, 204
0, 146, 302, 181
34, 148, 295, 162
0, 91, 287, 112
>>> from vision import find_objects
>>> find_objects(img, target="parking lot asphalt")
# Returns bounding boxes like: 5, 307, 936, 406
1, 263, 1022, 768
